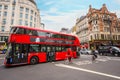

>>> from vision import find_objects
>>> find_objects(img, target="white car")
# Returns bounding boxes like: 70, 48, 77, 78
80, 49, 92, 55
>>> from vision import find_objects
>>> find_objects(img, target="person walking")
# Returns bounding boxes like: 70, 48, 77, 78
91, 49, 98, 62
67, 48, 73, 64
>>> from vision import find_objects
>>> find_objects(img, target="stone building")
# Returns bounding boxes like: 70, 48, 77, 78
0, 0, 41, 51
76, 4, 120, 49
76, 16, 89, 48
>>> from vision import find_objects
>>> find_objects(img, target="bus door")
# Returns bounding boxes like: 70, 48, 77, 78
46, 45, 51, 62
12, 44, 28, 64
46, 45, 55, 62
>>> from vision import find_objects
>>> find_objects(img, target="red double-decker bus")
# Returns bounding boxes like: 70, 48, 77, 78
4, 26, 80, 66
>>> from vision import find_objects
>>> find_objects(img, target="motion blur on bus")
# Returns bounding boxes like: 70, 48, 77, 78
4, 26, 80, 67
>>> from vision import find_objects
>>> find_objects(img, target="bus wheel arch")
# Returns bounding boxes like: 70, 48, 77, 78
30, 56, 39, 65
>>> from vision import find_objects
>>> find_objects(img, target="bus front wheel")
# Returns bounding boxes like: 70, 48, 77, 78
30, 57, 38, 65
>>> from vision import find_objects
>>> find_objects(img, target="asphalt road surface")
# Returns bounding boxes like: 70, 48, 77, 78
0, 54, 120, 80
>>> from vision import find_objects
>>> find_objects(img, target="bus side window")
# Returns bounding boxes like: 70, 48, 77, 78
26, 30, 32, 35
46, 32, 51, 37
32, 30, 38, 36
16, 28, 25, 34
41, 45, 46, 52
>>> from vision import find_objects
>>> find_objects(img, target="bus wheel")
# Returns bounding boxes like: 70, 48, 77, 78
30, 57, 38, 65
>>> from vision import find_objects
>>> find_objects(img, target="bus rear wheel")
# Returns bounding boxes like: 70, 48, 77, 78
30, 57, 38, 65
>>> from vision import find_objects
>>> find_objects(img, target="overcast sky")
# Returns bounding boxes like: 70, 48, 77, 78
35, 0, 120, 32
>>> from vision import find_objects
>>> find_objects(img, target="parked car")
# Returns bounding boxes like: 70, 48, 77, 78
80, 49, 92, 55
98, 46, 120, 56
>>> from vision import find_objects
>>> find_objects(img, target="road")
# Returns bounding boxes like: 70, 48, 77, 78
0, 54, 120, 80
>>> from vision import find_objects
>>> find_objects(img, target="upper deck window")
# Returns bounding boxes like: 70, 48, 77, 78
26, 29, 38, 36
51, 34, 61, 38
10, 27, 25, 34
10, 27, 17, 33
16, 28, 25, 34
68, 36, 75, 40
37, 31, 46, 37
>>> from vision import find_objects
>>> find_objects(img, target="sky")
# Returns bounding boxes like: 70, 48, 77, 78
35, 0, 120, 32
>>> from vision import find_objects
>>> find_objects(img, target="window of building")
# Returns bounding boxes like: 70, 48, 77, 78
25, 14, 28, 19
19, 19, 22, 25
90, 36, 93, 41
26, 8, 29, 13
11, 19, 14, 25
0, 5, 2, 10
34, 24, 35, 27
30, 16, 33, 20
107, 34, 110, 40
113, 35, 115, 40
35, 12, 36, 16
30, 22, 32, 27
97, 34, 99, 40
95, 20, 97, 25
34, 18, 36, 22
2, 18, 6, 25
31, 10, 33, 14
118, 28, 120, 32
25, 21, 28, 26
20, 7, 24, 12
20, 13, 23, 18
6, 0, 10, 2
118, 35, 120, 40
4, 11, 7, 17
4, 5, 8, 10
0, 11, 1, 16
101, 34, 104, 40
94, 34, 97, 39
12, 11, 14, 17
104, 27, 110, 32
1, 26, 5, 32
12, 6, 15, 10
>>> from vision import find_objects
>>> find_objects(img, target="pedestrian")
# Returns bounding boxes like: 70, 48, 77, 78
67, 48, 72, 64
91, 49, 98, 62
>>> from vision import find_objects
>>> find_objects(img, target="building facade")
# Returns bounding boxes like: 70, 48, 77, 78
76, 16, 89, 48
0, 0, 41, 51
76, 4, 120, 49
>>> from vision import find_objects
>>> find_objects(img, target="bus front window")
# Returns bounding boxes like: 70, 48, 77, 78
10, 27, 17, 34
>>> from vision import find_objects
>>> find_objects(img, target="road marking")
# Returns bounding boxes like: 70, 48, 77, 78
55, 63, 120, 80
97, 58, 108, 62
111, 59, 120, 61
106, 57, 120, 61
74, 60, 92, 65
